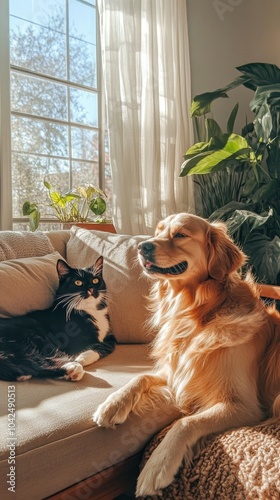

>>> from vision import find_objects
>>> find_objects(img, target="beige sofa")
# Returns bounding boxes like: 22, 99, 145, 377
0, 227, 279, 500
0, 227, 180, 500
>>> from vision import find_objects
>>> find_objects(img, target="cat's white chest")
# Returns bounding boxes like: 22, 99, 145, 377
76, 297, 109, 342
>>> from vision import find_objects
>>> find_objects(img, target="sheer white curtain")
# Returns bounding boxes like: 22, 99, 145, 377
98, 0, 194, 235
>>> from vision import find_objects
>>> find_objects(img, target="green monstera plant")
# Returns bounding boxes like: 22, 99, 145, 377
23, 181, 107, 231
180, 62, 280, 285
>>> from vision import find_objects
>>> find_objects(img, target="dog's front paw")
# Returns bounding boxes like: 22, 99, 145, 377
93, 393, 132, 429
136, 438, 191, 497
136, 454, 175, 497
62, 362, 85, 381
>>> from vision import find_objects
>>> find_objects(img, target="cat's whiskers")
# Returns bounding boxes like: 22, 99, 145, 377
103, 290, 115, 306
65, 296, 84, 321
53, 292, 81, 308
53, 293, 84, 321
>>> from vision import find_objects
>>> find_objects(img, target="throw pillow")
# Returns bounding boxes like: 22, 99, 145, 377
0, 231, 54, 262
0, 252, 63, 318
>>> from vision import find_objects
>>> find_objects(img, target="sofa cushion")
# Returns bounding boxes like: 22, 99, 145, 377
66, 226, 152, 343
0, 252, 64, 318
0, 230, 54, 262
0, 345, 180, 500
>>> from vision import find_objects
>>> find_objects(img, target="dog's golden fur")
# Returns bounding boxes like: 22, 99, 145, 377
93, 213, 280, 496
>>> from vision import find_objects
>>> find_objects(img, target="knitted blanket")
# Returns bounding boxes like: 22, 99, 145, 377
0, 231, 54, 262
139, 418, 280, 499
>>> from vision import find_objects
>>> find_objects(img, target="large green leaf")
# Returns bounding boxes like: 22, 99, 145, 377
254, 103, 272, 142
225, 209, 272, 237
250, 84, 280, 112
22, 201, 37, 216
184, 142, 212, 160
191, 91, 228, 117
236, 63, 280, 90
90, 197, 106, 215
209, 201, 258, 222
267, 136, 280, 179
191, 76, 249, 117
49, 191, 65, 207
29, 209, 40, 232
181, 135, 252, 176
243, 233, 280, 284
249, 84, 280, 141
63, 193, 79, 202
205, 118, 223, 139
184, 134, 230, 160
227, 103, 239, 134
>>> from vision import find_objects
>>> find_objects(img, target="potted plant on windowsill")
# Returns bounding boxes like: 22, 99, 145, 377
22, 181, 116, 233
180, 62, 280, 289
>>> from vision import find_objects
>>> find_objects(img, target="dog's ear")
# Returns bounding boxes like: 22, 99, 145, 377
207, 222, 246, 280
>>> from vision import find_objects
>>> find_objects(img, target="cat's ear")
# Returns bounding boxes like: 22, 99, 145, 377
57, 259, 72, 278
87, 256, 103, 276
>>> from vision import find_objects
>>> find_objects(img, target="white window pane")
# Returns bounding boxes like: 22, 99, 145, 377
11, 73, 67, 121
71, 127, 98, 161
10, 7, 66, 79
11, 116, 68, 157
69, 38, 97, 88
10, 0, 66, 26
69, 0, 96, 44
70, 88, 98, 126
12, 153, 69, 218
72, 161, 99, 187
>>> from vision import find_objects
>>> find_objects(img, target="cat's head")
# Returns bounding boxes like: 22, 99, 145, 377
55, 256, 107, 318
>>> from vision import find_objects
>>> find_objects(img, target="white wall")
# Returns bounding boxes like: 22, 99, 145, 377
186, 0, 280, 133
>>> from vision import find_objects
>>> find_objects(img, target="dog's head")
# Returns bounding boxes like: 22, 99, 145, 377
138, 213, 246, 284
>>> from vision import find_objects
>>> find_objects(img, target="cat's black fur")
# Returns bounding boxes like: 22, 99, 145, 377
0, 256, 116, 381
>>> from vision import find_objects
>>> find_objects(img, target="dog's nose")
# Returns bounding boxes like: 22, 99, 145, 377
138, 241, 155, 257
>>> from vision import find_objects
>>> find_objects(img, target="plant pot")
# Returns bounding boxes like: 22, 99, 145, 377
62, 222, 116, 233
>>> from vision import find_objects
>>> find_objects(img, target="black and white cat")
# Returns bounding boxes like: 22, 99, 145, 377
0, 256, 116, 381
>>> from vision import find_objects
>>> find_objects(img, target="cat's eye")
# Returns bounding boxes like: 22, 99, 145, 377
74, 280, 83, 286
92, 278, 99, 284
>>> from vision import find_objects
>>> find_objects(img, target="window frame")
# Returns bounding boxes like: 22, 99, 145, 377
0, 0, 12, 230
0, 0, 106, 230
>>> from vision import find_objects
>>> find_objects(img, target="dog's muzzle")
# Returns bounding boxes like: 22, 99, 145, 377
138, 241, 188, 276
140, 241, 156, 260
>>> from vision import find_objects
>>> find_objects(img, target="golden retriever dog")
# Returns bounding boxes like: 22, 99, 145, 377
93, 213, 280, 496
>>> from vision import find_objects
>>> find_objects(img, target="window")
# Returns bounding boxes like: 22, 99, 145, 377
0, 0, 111, 230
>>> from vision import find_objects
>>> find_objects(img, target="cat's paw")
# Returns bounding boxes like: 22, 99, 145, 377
62, 362, 85, 381
17, 375, 32, 382
75, 350, 100, 367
